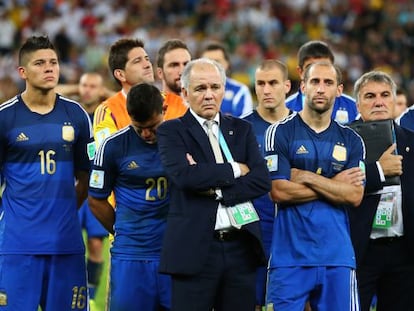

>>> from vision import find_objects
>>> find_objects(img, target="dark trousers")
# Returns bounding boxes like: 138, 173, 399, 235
171, 232, 257, 311
357, 237, 414, 311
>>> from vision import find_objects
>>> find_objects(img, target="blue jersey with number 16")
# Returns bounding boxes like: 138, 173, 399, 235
0, 94, 92, 255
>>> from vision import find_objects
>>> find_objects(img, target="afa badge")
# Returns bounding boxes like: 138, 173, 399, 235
332, 144, 347, 162
62, 125, 75, 142
89, 169, 104, 189
0, 290, 7, 306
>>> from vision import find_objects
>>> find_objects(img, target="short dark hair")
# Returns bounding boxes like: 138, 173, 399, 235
156, 39, 189, 69
297, 41, 334, 69
200, 41, 230, 62
108, 38, 145, 84
19, 35, 56, 66
127, 83, 164, 122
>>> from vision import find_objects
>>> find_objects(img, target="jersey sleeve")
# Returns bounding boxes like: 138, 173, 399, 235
263, 122, 291, 181
89, 137, 117, 199
74, 105, 94, 172
346, 129, 366, 170
93, 103, 118, 148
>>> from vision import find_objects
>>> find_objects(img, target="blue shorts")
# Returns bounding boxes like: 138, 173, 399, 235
266, 266, 359, 311
109, 257, 171, 311
78, 200, 108, 238
0, 254, 87, 311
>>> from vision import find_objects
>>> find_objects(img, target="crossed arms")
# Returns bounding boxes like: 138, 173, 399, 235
271, 167, 365, 208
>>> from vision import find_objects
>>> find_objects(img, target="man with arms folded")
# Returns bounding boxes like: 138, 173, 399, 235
157, 58, 270, 311
264, 61, 365, 311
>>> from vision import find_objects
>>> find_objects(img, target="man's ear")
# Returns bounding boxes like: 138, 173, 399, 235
114, 69, 125, 83
18, 66, 26, 79
299, 80, 305, 93
156, 67, 164, 80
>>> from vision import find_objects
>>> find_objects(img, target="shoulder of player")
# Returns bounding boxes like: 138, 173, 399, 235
225, 77, 247, 90
0, 95, 19, 113
97, 126, 131, 152
337, 92, 356, 104
56, 95, 90, 119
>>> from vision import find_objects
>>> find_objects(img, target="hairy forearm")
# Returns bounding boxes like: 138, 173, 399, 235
300, 171, 363, 207
270, 179, 319, 204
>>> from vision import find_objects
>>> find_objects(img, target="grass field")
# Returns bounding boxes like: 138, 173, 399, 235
85, 233, 111, 311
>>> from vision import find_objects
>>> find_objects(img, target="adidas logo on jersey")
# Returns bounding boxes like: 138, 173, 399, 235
296, 145, 308, 154
16, 132, 29, 142
127, 161, 139, 170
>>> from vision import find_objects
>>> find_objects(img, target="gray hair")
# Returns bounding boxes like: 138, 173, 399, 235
180, 58, 226, 91
354, 71, 397, 101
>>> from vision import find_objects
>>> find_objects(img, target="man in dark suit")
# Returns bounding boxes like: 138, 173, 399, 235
348, 70, 414, 311
156, 58, 271, 311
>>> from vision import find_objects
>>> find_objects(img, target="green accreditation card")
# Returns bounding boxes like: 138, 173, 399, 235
87, 142, 96, 161
227, 201, 259, 229
372, 192, 396, 229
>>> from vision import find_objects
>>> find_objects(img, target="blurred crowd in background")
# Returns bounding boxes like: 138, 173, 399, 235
0, 0, 414, 104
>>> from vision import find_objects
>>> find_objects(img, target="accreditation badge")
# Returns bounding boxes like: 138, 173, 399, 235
62, 125, 75, 142
332, 144, 347, 161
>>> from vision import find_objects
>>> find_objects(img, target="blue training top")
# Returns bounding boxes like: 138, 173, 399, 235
221, 77, 253, 117
243, 110, 278, 257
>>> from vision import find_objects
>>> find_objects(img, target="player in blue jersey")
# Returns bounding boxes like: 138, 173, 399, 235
0, 36, 92, 311
243, 59, 292, 310
76, 72, 109, 304
286, 40, 358, 124
88, 83, 170, 311
264, 61, 365, 311
201, 42, 254, 117
396, 88, 414, 129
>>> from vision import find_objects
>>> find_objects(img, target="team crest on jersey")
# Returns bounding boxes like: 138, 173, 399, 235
89, 169, 104, 189
332, 144, 347, 161
0, 290, 7, 306
62, 125, 75, 142
225, 89, 234, 100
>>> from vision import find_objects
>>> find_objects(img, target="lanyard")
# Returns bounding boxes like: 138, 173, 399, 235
218, 130, 233, 162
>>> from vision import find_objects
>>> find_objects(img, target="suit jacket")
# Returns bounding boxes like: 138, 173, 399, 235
348, 121, 414, 265
157, 110, 271, 275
